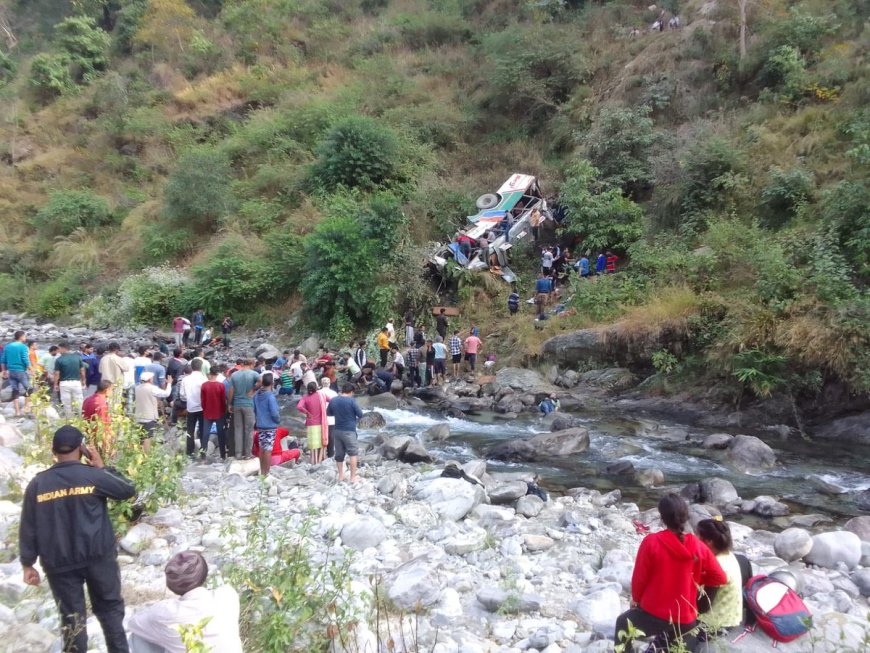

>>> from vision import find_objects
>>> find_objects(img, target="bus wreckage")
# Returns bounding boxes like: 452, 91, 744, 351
430, 173, 553, 284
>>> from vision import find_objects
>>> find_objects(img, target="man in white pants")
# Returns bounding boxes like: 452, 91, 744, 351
53, 341, 87, 416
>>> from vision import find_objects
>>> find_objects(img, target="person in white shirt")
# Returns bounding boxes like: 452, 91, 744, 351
385, 319, 396, 343
180, 359, 207, 458
300, 363, 317, 388
128, 551, 243, 653
134, 371, 172, 453
319, 376, 337, 400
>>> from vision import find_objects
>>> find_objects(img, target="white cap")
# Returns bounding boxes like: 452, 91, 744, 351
140, 371, 155, 382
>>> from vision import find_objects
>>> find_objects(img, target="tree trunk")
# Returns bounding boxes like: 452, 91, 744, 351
737, 0, 748, 61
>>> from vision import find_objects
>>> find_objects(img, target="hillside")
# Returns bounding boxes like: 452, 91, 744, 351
0, 0, 867, 412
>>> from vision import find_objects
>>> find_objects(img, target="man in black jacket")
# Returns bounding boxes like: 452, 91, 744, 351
19, 425, 136, 653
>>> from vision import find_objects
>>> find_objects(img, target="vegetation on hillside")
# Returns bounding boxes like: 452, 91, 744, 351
0, 0, 867, 407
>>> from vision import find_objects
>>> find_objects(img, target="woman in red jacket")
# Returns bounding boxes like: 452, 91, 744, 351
614, 494, 727, 651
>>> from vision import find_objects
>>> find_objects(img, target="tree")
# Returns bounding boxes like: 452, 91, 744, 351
29, 52, 73, 100
31, 190, 114, 236
134, 0, 197, 60
162, 147, 236, 232
54, 15, 111, 81
737, 0, 748, 62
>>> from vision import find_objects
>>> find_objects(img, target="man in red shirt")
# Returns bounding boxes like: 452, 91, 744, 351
200, 370, 228, 460
463, 332, 483, 374
82, 380, 113, 438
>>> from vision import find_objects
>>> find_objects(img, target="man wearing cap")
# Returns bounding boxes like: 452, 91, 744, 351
134, 371, 173, 453
19, 425, 136, 653
128, 551, 243, 653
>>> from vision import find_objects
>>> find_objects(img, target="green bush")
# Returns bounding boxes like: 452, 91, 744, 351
568, 273, 649, 322
113, 0, 148, 54
309, 117, 414, 193
54, 15, 111, 81
819, 180, 870, 281
760, 167, 813, 228
31, 190, 114, 237
0, 273, 25, 310
29, 52, 74, 99
765, 7, 838, 62
678, 137, 746, 232
0, 51, 16, 85
29, 276, 86, 319
583, 105, 661, 198
558, 159, 644, 253
392, 12, 472, 49
162, 147, 236, 232
116, 266, 190, 325
759, 46, 807, 102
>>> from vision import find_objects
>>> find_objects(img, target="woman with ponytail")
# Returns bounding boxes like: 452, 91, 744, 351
696, 518, 744, 635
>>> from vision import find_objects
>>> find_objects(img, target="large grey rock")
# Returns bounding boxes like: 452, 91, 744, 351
382, 435, 413, 460
387, 557, 442, 610
0, 424, 22, 447
726, 434, 776, 472
845, 516, 870, 542
494, 367, 558, 400
578, 368, 638, 391
357, 411, 386, 430
476, 587, 543, 613
516, 494, 545, 518
523, 534, 555, 552
361, 393, 399, 410
774, 528, 813, 562
254, 343, 280, 362
752, 495, 789, 517
489, 480, 528, 504
635, 467, 664, 488
574, 588, 622, 637
412, 477, 486, 521
550, 413, 584, 432
341, 517, 387, 551
852, 569, 870, 597
297, 336, 320, 357
401, 439, 434, 464
443, 527, 488, 555
804, 531, 862, 570
488, 427, 590, 462
698, 477, 739, 506
422, 423, 450, 442
814, 411, 870, 445
702, 433, 733, 449
541, 329, 604, 365
119, 523, 157, 554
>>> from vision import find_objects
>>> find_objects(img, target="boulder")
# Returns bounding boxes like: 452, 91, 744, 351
0, 424, 22, 448
516, 495, 545, 518
698, 477, 739, 506
494, 367, 558, 400
358, 411, 386, 430
523, 534, 555, 552
578, 368, 638, 392
852, 569, 870, 598
574, 588, 622, 637
774, 528, 814, 562
361, 393, 399, 410
845, 516, 870, 542
726, 434, 776, 472
298, 336, 320, 357
635, 468, 664, 488
804, 531, 862, 570
702, 433, 733, 449
476, 587, 543, 614
443, 528, 488, 555
752, 495, 789, 517
387, 558, 442, 610
814, 411, 870, 445
488, 427, 590, 462
542, 329, 604, 365
422, 423, 451, 442
401, 440, 434, 464
489, 480, 528, 504
227, 458, 260, 476
119, 523, 157, 554
412, 477, 486, 521
254, 343, 280, 362
604, 460, 634, 476
382, 436, 413, 460
341, 517, 387, 551
390, 380, 404, 394
550, 413, 584, 432
462, 459, 487, 479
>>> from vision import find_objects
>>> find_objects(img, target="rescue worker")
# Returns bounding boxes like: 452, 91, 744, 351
19, 425, 136, 653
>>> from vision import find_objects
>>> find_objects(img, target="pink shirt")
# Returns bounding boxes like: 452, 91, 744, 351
172, 317, 185, 333
464, 336, 482, 355
297, 392, 323, 426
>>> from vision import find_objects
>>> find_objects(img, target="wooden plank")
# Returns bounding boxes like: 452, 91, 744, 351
431, 306, 461, 317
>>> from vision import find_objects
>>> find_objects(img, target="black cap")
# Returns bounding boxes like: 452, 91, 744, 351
52, 425, 84, 453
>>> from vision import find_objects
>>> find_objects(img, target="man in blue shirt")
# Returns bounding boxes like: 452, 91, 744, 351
596, 252, 606, 275
534, 273, 553, 318
575, 253, 591, 278
1, 330, 32, 416
326, 384, 364, 483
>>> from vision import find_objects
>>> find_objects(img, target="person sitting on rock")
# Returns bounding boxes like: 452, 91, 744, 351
128, 551, 243, 653
538, 394, 560, 415
614, 494, 727, 651
696, 518, 745, 639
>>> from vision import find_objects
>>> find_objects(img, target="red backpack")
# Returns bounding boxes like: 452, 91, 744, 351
737, 574, 812, 645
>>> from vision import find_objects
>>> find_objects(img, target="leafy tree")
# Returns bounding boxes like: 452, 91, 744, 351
583, 105, 661, 198
32, 190, 114, 237
558, 159, 644, 253
760, 45, 807, 102
760, 166, 813, 228
678, 137, 745, 231
0, 49, 15, 84
187, 253, 275, 317
162, 147, 236, 232
819, 180, 870, 281
134, 0, 197, 61
29, 52, 73, 99
54, 15, 111, 81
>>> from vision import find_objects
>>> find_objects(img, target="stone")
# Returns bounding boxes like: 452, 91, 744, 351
119, 523, 157, 554
390, 380, 404, 394
541, 329, 604, 365
488, 427, 590, 462
227, 458, 260, 476
443, 528, 488, 555
462, 460, 487, 479
140, 548, 171, 566
574, 588, 621, 637
604, 460, 634, 476
635, 468, 664, 487
495, 368, 557, 396
0, 424, 22, 448
726, 434, 776, 472
804, 531, 862, 570
578, 368, 638, 391
698, 477, 739, 506
412, 477, 486, 521
489, 481, 529, 504
550, 414, 583, 432
752, 495, 789, 517
145, 507, 184, 528
387, 558, 442, 610
701, 433, 733, 449
844, 516, 870, 542
851, 569, 870, 597
357, 411, 386, 430
394, 503, 437, 530
423, 423, 451, 442
476, 587, 543, 613
401, 440, 434, 464
523, 534, 555, 552
382, 435, 413, 460
341, 517, 387, 551
516, 495, 545, 518
254, 343, 280, 361
813, 410, 870, 445
362, 393, 399, 410
774, 528, 814, 562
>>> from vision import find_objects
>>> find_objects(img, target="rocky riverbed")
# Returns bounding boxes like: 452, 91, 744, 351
1, 315, 870, 652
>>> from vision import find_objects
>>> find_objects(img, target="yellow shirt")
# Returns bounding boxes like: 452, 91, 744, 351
700, 551, 743, 630
377, 333, 390, 350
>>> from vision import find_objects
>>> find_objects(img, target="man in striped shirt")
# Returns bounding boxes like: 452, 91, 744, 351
405, 344, 419, 387
449, 330, 462, 378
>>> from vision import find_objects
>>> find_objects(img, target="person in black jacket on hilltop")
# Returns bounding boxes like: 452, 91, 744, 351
19, 425, 136, 653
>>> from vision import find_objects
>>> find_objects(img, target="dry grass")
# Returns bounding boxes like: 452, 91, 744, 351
614, 286, 701, 335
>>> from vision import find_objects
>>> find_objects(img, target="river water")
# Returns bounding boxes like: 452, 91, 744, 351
363, 407, 870, 525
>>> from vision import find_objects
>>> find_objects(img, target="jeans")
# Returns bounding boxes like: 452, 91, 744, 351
173, 333, 183, 347
185, 410, 204, 456
614, 608, 697, 650
233, 405, 255, 458
59, 381, 84, 416
7, 370, 31, 398
203, 416, 227, 458
46, 556, 129, 653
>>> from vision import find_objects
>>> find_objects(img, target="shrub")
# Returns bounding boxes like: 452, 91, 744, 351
29, 276, 87, 319
186, 252, 276, 317
678, 137, 746, 232
760, 167, 813, 228
0, 273, 25, 310
819, 180, 870, 280
54, 15, 111, 81
162, 147, 236, 232
583, 105, 661, 198
32, 190, 114, 237
392, 12, 472, 49
116, 266, 190, 325
113, 0, 149, 54
309, 117, 407, 193
0, 51, 16, 85
759, 45, 807, 102
29, 52, 73, 99
558, 159, 644, 253
765, 7, 838, 62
